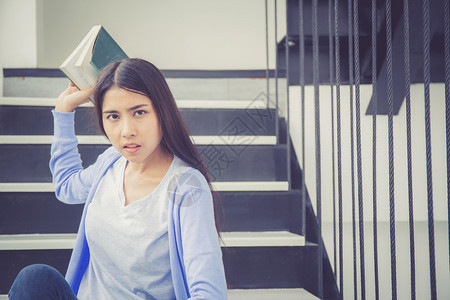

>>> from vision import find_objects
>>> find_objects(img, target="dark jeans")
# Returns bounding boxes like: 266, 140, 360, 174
9, 264, 78, 300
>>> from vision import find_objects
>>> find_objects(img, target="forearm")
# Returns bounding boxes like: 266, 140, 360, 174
49, 110, 89, 204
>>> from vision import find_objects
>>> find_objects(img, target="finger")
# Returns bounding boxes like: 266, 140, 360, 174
66, 88, 94, 104
62, 84, 86, 98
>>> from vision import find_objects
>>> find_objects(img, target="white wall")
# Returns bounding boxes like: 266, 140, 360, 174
0, 0, 37, 67
36, 0, 286, 70
0, 0, 38, 95
289, 83, 450, 299
290, 83, 448, 223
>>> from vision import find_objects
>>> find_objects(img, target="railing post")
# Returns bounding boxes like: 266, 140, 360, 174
299, 0, 306, 241
275, 0, 279, 147
371, 0, 380, 299
422, 0, 437, 298
328, 0, 337, 279
444, 0, 450, 278
403, 0, 416, 299
334, 0, 344, 297
353, 0, 366, 298
386, 0, 398, 299
311, 0, 323, 297
265, 0, 270, 110
285, 0, 291, 190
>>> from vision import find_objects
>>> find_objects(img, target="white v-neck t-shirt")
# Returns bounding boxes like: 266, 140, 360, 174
78, 156, 178, 300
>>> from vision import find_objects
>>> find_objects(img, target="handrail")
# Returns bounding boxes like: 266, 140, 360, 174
279, 0, 449, 299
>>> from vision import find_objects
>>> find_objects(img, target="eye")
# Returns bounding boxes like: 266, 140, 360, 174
106, 114, 119, 120
134, 110, 147, 117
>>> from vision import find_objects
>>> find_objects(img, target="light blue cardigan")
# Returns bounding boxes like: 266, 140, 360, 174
49, 110, 227, 299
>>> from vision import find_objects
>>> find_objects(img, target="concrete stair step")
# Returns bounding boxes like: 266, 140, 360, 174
0, 97, 279, 136
0, 288, 318, 300
0, 182, 289, 193
227, 288, 320, 300
0, 231, 310, 294
0, 96, 272, 109
3, 75, 286, 102
0, 145, 288, 182
0, 191, 302, 235
0, 231, 305, 251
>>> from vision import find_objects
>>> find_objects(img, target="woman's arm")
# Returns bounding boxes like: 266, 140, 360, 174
178, 171, 227, 299
49, 84, 96, 204
55, 82, 92, 113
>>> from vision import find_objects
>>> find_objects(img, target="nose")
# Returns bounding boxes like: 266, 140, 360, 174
121, 117, 137, 138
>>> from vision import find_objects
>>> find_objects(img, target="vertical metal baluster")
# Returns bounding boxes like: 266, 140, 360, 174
299, 0, 306, 238
275, 0, 279, 146
422, 0, 437, 298
353, 0, 366, 298
285, 0, 291, 190
443, 0, 450, 272
371, 1, 380, 299
403, 0, 416, 299
386, 0, 397, 298
265, 0, 270, 109
328, 0, 337, 278
334, 0, 344, 297
347, 0, 358, 297
312, 0, 322, 297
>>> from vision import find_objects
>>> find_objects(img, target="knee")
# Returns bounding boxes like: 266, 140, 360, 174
17, 264, 61, 281
9, 264, 63, 299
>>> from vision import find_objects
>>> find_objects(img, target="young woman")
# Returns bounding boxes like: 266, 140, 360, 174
9, 58, 227, 299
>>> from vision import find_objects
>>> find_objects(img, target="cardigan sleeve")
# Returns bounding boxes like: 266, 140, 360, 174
177, 170, 227, 299
49, 110, 104, 204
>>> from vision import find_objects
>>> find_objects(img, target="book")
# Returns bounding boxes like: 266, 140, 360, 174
60, 25, 128, 91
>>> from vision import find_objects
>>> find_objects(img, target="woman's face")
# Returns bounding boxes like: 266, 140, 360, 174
102, 86, 164, 164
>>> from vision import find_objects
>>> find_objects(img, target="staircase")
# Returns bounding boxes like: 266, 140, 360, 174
0, 71, 336, 299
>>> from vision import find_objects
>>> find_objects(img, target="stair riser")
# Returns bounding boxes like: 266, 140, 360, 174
0, 246, 314, 294
0, 193, 83, 234
225, 246, 323, 297
0, 192, 302, 235
224, 246, 317, 289
0, 145, 287, 182
0, 249, 72, 294
3, 76, 286, 102
0, 106, 276, 136
220, 192, 302, 234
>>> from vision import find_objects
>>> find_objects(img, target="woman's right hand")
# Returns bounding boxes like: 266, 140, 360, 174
55, 82, 94, 113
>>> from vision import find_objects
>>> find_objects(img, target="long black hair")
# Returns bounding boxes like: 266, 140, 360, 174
93, 58, 223, 233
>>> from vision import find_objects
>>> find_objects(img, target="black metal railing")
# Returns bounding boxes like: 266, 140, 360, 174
266, 0, 450, 299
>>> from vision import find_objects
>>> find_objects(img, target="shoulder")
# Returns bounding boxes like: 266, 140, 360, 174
168, 157, 211, 208
89, 146, 122, 173
98, 146, 121, 163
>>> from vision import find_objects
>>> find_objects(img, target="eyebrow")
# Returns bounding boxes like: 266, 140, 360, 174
103, 104, 150, 114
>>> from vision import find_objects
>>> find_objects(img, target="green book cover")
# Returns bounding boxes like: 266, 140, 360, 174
90, 26, 128, 72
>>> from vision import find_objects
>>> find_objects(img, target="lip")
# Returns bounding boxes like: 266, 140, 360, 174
123, 143, 141, 154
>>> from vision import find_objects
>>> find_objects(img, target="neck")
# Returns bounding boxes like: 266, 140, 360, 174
126, 148, 174, 177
